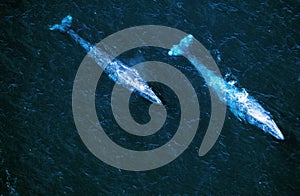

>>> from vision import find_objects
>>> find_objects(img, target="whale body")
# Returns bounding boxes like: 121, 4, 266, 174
49, 15, 162, 105
169, 35, 284, 140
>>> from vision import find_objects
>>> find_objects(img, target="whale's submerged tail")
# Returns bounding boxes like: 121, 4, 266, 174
49, 15, 72, 33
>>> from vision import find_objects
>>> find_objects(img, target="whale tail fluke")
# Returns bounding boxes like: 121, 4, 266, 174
49, 15, 72, 33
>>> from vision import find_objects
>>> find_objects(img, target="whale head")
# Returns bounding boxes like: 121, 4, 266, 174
261, 119, 284, 140
246, 101, 285, 140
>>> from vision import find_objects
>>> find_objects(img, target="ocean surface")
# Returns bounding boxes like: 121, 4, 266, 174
1, 0, 299, 195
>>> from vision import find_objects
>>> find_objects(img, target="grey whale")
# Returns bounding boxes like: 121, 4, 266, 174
49, 15, 162, 105
169, 35, 284, 140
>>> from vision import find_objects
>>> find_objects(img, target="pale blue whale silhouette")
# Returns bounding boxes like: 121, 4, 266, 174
169, 35, 284, 140
49, 15, 162, 105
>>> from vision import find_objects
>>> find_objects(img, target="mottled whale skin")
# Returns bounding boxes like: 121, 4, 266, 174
50, 15, 162, 105
169, 35, 284, 140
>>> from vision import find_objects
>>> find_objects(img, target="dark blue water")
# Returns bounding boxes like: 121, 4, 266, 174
1, 0, 299, 194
